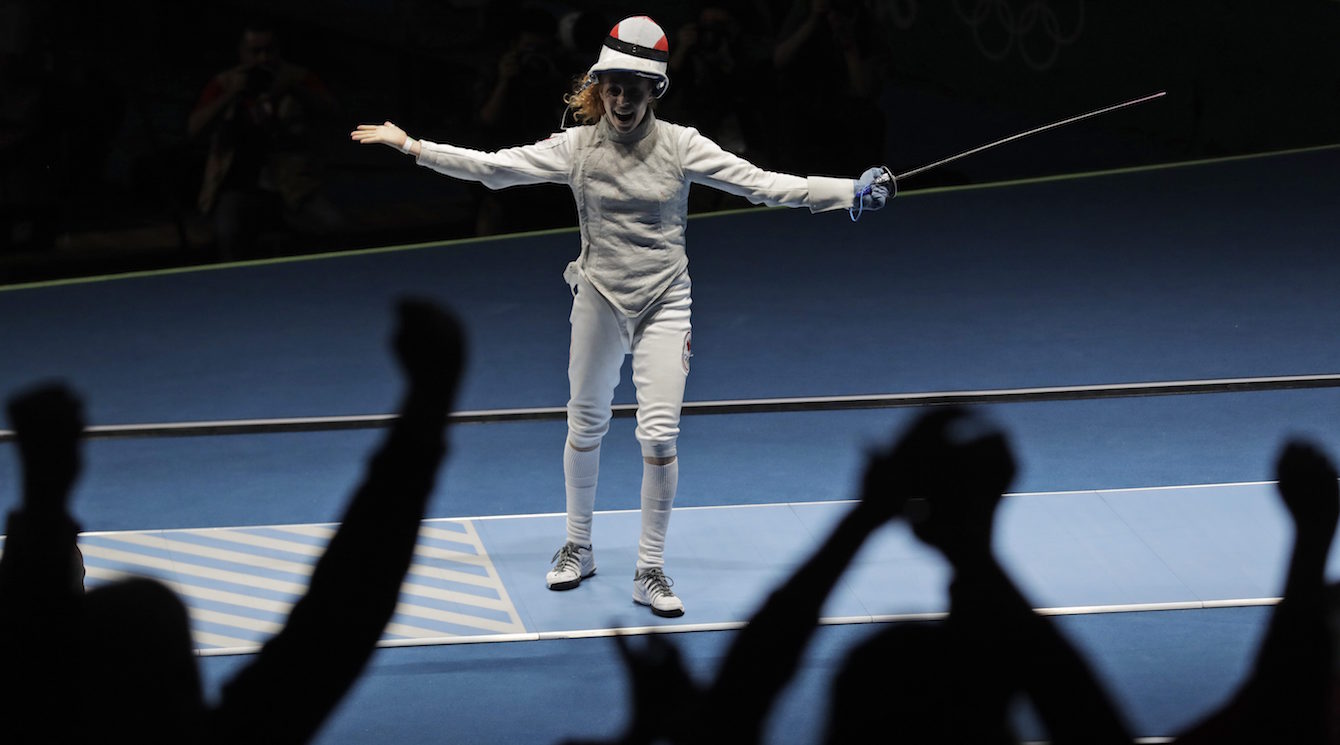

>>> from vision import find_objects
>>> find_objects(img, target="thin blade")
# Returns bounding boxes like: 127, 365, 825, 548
892, 91, 1167, 183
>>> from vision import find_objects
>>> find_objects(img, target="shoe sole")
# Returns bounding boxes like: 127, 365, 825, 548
546, 568, 595, 591
634, 598, 685, 618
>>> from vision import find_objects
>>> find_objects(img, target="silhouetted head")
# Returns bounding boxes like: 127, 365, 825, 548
824, 623, 1017, 745
79, 578, 204, 743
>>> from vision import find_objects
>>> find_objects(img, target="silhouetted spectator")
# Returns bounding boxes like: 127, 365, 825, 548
556, 9, 613, 81
660, 3, 778, 212
188, 20, 345, 260
566, 408, 1130, 745
661, 4, 770, 158
1175, 442, 1338, 745
822, 408, 1131, 745
0, 299, 464, 744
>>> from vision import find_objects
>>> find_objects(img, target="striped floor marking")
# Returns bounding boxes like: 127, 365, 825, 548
57, 518, 526, 651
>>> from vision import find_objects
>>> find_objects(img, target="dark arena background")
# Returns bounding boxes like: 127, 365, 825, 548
1, 0, 1336, 280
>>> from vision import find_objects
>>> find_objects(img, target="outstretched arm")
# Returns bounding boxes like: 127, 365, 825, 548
679, 128, 888, 215
208, 300, 466, 745
352, 120, 573, 189
679, 126, 854, 212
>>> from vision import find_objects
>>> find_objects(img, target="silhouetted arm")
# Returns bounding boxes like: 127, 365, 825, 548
905, 409, 1131, 745
695, 411, 969, 745
947, 556, 1131, 745
1175, 442, 1338, 745
207, 301, 465, 745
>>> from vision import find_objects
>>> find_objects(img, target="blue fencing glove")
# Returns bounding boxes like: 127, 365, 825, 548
850, 166, 894, 221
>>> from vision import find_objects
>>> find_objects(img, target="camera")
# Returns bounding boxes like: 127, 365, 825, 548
244, 65, 275, 95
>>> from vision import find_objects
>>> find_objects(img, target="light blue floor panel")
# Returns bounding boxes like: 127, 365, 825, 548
994, 491, 1198, 609
6, 481, 1315, 653
1099, 483, 1296, 599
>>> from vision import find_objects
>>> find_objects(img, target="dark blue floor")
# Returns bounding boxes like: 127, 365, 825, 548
2, 148, 1337, 425
197, 606, 1268, 743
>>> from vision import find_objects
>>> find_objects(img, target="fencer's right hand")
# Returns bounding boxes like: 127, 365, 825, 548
854, 166, 891, 212
350, 120, 411, 151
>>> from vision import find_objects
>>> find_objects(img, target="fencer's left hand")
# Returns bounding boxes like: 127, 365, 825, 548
854, 166, 892, 212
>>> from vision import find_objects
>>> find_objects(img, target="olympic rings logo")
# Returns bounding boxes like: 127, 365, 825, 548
952, 0, 1085, 71
871, 0, 919, 31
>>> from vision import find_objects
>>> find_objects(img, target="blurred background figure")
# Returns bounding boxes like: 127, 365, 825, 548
188, 20, 344, 260
471, 4, 573, 236
660, 2, 776, 212
770, 0, 888, 175
0, 0, 56, 256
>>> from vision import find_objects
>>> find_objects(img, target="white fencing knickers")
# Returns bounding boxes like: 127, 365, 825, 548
564, 269, 691, 568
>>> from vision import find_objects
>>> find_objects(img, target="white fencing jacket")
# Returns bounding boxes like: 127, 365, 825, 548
416, 112, 856, 317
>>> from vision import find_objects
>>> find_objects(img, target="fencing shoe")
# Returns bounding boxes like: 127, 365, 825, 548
546, 542, 595, 590
633, 567, 685, 617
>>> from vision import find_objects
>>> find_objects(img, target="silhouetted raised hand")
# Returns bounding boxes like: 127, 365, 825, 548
690, 408, 1001, 745
1176, 440, 1339, 745
2, 300, 469, 745
206, 299, 466, 744
870, 407, 1015, 564
1276, 442, 1340, 549
393, 297, 467, 405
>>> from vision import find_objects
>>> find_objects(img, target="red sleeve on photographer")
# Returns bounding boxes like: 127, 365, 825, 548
193, 77, 226, 111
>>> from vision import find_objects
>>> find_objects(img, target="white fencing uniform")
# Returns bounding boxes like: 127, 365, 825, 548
415, 110, 856, 571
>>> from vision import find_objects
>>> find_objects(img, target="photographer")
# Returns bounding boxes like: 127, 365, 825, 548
471, 7, 572, 235
188, 21, 343, 260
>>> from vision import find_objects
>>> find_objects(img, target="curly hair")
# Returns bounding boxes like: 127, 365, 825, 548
563, 75, 604, 124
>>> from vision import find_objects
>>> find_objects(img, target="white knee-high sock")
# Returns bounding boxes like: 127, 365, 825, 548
637, 459, 678, 572
564, 442, 600, 546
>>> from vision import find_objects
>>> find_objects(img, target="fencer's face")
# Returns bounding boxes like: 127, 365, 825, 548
600, 73, 653, 133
